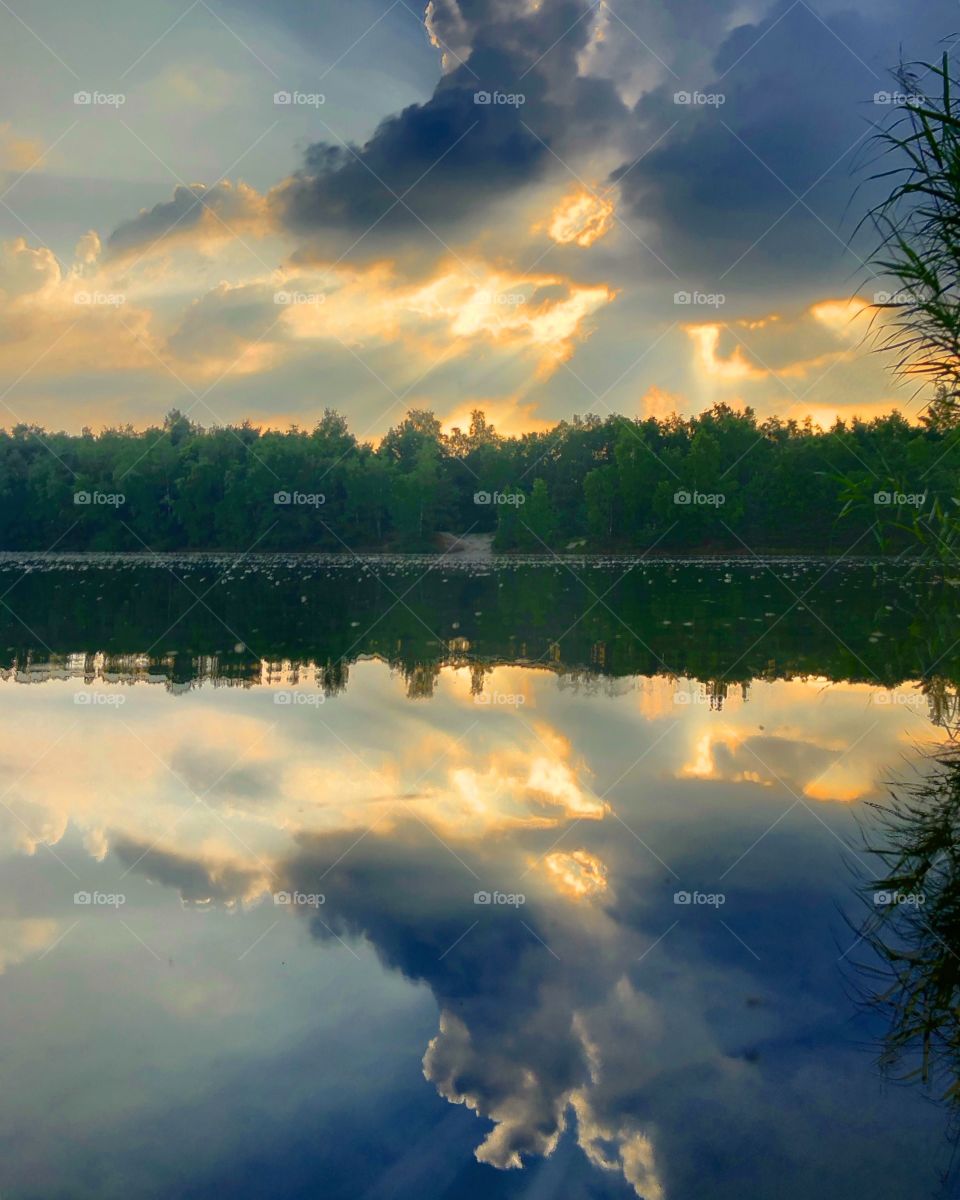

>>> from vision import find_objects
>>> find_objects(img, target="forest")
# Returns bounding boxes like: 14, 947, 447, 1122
1, 399, 957, 553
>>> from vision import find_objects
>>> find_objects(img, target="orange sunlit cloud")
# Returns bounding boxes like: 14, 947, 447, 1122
545, 188, 616, 247
0, 230, 616, 401
638, 384, 684, 421
685, 323, 768, 383
810, 296, 872, 339
441, 397, 554, 436
542, 848, 609, 898
681, 297, 910, 422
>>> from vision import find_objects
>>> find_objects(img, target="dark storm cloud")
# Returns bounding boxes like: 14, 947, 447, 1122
276, 810, 903, 1195
275, 0, 628, 238
610, 0, 960, 296
286, 825, 581, 1002
101, 0, 960, 306
284, 822, 627, 1172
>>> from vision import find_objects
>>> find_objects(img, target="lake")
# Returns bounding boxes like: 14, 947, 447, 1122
0, 553, 956, 1199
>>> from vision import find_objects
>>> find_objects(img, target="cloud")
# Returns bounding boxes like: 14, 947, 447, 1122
0, 236, 163, 387
545, 187, 616, 248
611, 0, 960, 296
282, 819, 661, 1194
107, 181, 272, 260
0, 917, 59, 973
0, 237, 61, 300
112, 836, 267, 906
638, 384, 684, 419
165, 258, 614, 382
0, 123, 42, 172
273, 0, 629, 250
680, 297, 908, 418
542, 848, 609, 898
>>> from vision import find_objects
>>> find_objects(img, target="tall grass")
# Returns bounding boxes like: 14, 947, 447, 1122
864, 54, 960, 410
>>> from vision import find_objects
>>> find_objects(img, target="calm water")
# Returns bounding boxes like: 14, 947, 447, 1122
0, 555, 957, 1199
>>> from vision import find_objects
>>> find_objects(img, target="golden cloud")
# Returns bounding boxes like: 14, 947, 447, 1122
0, 123, 43, 172
545, 188, 615, 248
681, 297, 908, 421
542, 848, 609, 898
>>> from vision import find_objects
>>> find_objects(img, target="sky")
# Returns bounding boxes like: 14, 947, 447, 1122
1, 0, 959, 437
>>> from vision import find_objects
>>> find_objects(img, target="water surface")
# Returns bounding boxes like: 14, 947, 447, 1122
0, 555, 955, 1199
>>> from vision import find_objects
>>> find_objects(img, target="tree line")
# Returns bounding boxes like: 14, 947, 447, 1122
0, 402, 956, 552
